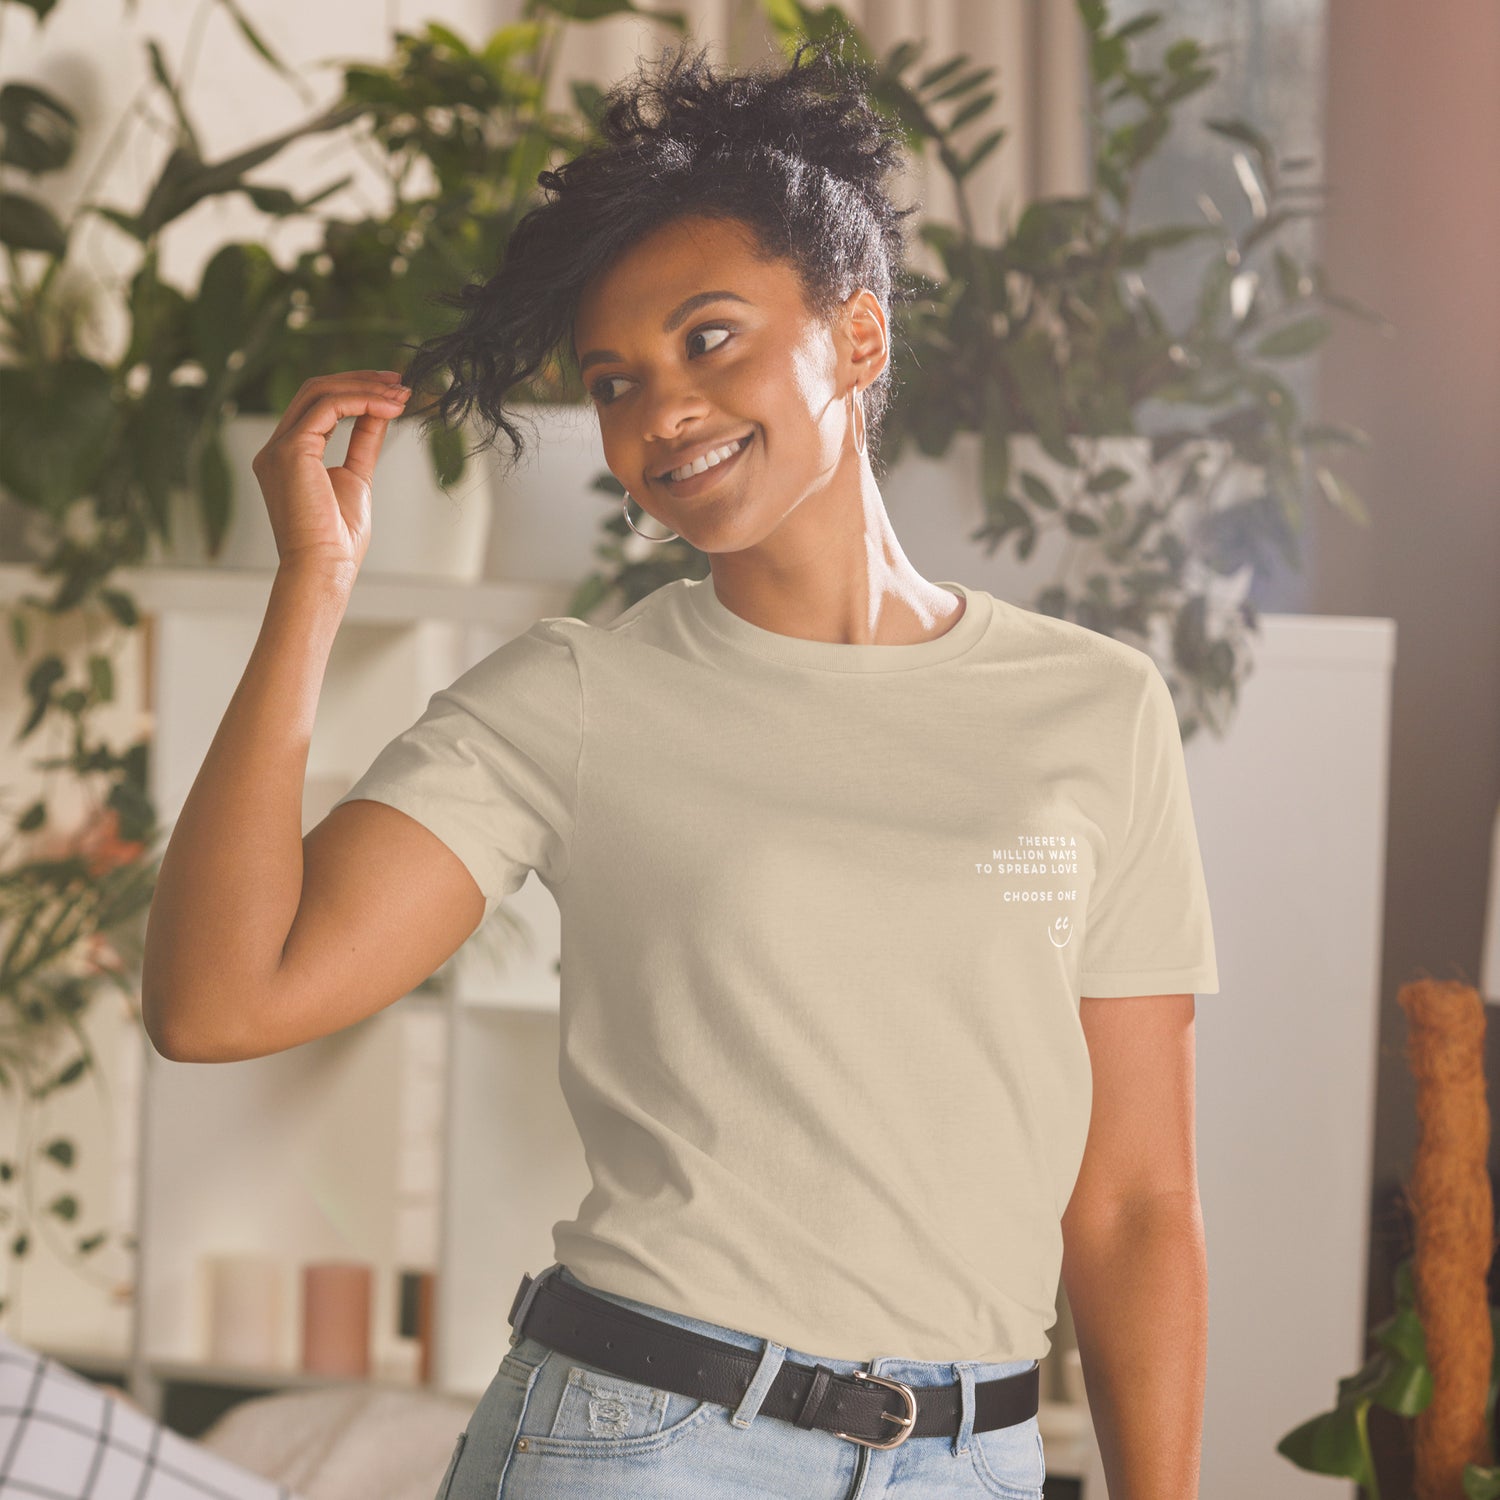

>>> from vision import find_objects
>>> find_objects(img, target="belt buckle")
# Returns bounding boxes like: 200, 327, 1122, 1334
831, 1370, 918, 1449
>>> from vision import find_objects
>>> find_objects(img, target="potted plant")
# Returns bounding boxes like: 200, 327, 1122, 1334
172, 8, 624, 579
0, 0, 681, 1318
0, 17, 364, 578
0, 0, 370, 1320
1279, 974, 1496, 1498
320, 3, 691, 588
871, 0, 1390, 741
1278, 1255, 1499, 1500
569, 0, 1390, 743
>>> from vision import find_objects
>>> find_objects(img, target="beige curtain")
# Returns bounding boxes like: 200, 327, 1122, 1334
545, 0, 1089, 265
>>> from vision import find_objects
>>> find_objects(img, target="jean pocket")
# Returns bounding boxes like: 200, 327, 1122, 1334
969, 1414, 1046, 1500
518, 1354, 717, 1456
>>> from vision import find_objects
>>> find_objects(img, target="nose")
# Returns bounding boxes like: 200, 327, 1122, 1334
637, 374, 714, 447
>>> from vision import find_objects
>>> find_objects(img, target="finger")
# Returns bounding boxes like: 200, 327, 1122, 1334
343, 407, 402, 484
270, 382, 407, 446
265, 378, 402, 441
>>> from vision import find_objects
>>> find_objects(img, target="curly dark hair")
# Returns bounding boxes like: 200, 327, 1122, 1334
397, 29, 921, 481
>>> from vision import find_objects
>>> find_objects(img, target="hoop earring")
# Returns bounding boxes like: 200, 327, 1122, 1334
849, 386, 868, 458
622, 490, 679, 543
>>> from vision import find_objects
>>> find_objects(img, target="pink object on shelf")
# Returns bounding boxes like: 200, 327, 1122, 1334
300, 1262, 373, 1378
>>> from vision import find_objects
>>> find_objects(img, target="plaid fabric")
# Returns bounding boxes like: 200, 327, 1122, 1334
0, 1332, 301, 1499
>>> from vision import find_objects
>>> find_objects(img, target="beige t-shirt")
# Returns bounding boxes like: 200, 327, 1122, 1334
333, 575, 1219, 1362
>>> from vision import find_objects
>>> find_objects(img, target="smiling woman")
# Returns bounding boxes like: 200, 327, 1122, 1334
399, 36, 916, 490
395, 29, 980, 650
315, 26, 1221, 1500
566, 211, 909, 566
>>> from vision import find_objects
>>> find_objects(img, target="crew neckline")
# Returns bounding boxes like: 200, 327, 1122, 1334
682, 575, 993, 673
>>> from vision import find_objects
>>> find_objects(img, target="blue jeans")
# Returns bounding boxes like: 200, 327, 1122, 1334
436, 1263, 1047, 1499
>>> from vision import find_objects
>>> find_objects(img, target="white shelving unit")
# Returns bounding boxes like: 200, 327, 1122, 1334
140, 568, 596, 1413
0, 565, 594, 1419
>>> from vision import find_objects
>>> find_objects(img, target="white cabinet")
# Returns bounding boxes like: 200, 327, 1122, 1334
1179, 612, 1394, 1500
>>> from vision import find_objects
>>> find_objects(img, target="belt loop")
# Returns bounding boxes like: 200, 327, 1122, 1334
729, 1338, 787, 1430
508, 1261, 563, 1347
952, 1361, 977, 1456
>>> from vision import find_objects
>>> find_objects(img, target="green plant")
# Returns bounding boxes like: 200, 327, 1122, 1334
0, 5, 363, 578
0, 0, 683, 1319
1277, 1255, 1500, 1499
867, 0, 1389, 737
206, 1, 688, 499
0, 0, 376, 1317
571, 0, 1391, 742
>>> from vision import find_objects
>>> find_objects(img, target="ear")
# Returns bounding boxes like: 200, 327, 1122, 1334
840, 286, 889, 392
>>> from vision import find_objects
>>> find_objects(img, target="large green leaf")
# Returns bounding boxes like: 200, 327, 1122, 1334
0, 82, 78, 175
192, 243, 253, 382
0, 357, 115, 511
113, 100, 364, 241
128, 378, 199, 537
120, 252, 192, 373
196, 424, 233, 559
0, 191, 67, 256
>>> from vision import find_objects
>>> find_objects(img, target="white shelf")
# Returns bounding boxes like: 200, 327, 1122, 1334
143, 1355, 430, 1395
37, 1342, 432, 1396
0, 564, 575, 1425
0, 563, 574, 629
33, 1343, 132, 1377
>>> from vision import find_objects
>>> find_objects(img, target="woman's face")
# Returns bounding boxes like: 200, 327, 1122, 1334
571, 213, 885, 555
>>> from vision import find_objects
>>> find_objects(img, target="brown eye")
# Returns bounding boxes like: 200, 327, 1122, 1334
591, 325, 733, 406
688, 326, 733, 356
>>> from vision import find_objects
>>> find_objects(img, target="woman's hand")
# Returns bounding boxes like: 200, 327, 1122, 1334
250, 368, 412, 578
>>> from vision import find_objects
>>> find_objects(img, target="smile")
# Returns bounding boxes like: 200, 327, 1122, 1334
656, 431, 754, 488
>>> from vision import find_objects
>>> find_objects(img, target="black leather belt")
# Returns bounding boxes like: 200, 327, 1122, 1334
506, 1268, 1039, 1450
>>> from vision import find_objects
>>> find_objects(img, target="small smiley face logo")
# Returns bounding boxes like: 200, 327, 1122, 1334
1046, 914, 1074, 948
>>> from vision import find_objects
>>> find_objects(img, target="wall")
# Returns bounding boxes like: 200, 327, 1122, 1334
1313, 1, 1500, 1485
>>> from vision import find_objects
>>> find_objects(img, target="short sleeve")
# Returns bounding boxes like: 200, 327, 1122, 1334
329, 618, 583, 923
1077, 659, 1220, 997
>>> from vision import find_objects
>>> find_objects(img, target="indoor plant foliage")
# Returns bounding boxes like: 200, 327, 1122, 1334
0, 0, 369, 577
1278, 1260, 1500, 1494
1277, 1252, 1498, 1495
211, 0, 681, 501
874, 0, 1388, 740
571, 0, 1388, 742
0, 0, 370, 1312
0, 0, 672, 1309
1282, 978, 1497, 1499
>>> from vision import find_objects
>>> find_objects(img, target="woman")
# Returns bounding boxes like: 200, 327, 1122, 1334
142, 33, 1219, 1500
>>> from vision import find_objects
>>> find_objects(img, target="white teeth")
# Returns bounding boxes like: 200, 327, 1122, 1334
666, 434, 748, 482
